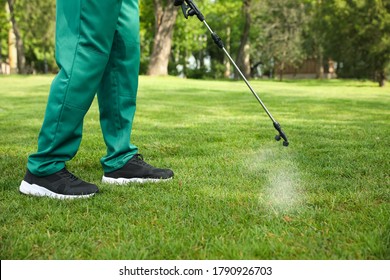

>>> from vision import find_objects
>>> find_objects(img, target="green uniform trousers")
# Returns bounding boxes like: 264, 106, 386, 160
28, 0, 140, 176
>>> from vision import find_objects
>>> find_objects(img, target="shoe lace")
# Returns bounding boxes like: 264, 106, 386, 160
58, 169, 79, 182
132, 154, 153, 168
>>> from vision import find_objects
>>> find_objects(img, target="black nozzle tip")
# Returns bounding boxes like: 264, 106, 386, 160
275, 134, 289, 146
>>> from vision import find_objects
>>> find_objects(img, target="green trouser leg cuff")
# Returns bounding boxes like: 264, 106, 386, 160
100, 150, 138, 173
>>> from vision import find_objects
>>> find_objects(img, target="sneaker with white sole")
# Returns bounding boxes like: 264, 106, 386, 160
102, 154, 174, 184
19, 168, 99, 199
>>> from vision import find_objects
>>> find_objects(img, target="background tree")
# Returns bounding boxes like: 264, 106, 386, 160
235, 0, 252, 79
171, 0, 209, 78
171, 0, 242, 79
321, 0, 390, 87
147, 0, 178, 76
253, 0, 308, 80
140, 0, 155, 74
1, 0, 388, 86
18, 0, 56, 73
1, 0, 55, 74
0, 0, 9, 74
7, 0, 26, 73
303, 0, 327, 79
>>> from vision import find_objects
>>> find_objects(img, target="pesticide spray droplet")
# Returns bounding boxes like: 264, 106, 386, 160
245, 147, 303, 214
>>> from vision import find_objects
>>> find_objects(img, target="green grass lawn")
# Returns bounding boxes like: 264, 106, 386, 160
0, 75, 389, 259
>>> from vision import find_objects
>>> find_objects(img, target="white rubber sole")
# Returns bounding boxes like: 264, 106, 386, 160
19, 180, 95, 200
102, 176, 172, 185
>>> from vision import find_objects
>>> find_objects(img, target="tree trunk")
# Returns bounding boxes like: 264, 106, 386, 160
279, 61, 284, 81
8, 28, 18, 74
279, 49, 287, 81
315, 0, 324, 79
235, 0, 251, 79
378, 70, 386, 87
316, 48, 324, 79
7, 0, 27, 74
147, 1, 178, 76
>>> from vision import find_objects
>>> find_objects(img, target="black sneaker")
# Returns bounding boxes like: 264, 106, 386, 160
102, 154, 174, 184
19, 168, 99, 199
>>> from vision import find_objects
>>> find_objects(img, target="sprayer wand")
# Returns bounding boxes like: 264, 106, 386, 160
177, 0, 289, 147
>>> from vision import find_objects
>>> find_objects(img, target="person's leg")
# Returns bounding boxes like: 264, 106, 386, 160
20, 0, 124, 198
97, 0, 140, 173
99, 0, 174, 184
27, 0, 123, 176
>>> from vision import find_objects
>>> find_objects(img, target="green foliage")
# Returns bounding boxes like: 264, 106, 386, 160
251, 0, 309, 79
15, 0, 56, 73
1, 0, 389, 84
139, 0, 155, 74
2, 0, 56, 73
170, 0, 243, 78
0, 75, 389, 259
307, 0, 390, 84
202, 0, 242, 78
0, 0, 9, 66
171, 0, 211, 77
